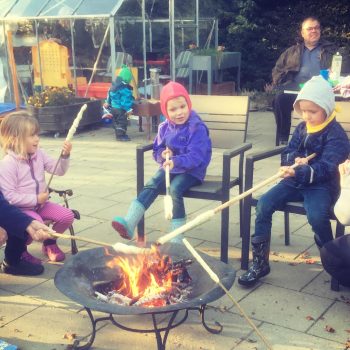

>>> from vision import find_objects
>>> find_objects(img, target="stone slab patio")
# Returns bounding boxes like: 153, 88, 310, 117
1, 111, 349, 350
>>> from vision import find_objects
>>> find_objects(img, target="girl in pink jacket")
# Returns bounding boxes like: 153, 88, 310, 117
0, 112, 74, 263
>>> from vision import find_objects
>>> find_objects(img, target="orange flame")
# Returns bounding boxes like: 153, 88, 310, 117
106, 252, 173, 306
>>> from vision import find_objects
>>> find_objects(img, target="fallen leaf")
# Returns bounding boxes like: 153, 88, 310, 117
271, 251, 279, 256
305, 259, 316, 264
306, 315, 314, 321
288, 262, 299, 266
63, 332, 77, 341
325, 325, 336, 333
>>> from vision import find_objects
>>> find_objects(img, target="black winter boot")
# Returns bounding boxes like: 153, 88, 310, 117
238, 235, 271, 287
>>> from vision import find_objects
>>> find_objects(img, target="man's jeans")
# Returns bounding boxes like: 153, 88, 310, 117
273, 92, 297, 144
255, 182, 334, 246
138, 169, 200, 219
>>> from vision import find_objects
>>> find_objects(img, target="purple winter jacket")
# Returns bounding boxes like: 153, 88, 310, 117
153, 111, 212, 182
0, 149, 69, 210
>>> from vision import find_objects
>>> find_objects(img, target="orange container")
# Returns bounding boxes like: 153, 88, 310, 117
77, 83, 110, 99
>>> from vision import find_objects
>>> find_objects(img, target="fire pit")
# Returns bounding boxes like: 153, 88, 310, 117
55, 243, 236, 349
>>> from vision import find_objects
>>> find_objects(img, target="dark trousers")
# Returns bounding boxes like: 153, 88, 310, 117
4, 235, 27, 265
273, 92, 297, 145
111, 108, 128, 137
320, 235, 350, 287
255, 182, 334, 246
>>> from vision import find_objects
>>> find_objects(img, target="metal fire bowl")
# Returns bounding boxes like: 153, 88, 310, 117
54, 244, 236, 315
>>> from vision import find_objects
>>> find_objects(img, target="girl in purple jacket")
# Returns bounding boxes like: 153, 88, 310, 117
112, 81, 212, 240
0, 112, 74, 264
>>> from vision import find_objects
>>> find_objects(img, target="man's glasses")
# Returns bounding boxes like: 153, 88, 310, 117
304, 26, 321, 32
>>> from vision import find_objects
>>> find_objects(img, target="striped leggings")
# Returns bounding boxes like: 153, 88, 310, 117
23, 201, 74, 241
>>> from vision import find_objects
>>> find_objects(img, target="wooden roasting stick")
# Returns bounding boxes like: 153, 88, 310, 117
182, 238, 273, 349
45, 104, 87, 192
48, 232, 150, 254
164, 148, 173, 220
58, 153, 315, 256
157, 153, 317, 246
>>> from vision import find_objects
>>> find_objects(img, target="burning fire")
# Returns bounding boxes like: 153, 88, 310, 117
96, 248, 193, 307
106, 252, 173, 305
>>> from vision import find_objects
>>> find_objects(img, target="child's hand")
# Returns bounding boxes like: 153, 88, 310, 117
163, 160, 174, 170
161, 148, 173, 159
0, 227, 7, 246
37, 191, 49, 204
62, 141, 72, 157
103, 102, 110, 108
294, 157, 309, 165
279, 166, 295, 178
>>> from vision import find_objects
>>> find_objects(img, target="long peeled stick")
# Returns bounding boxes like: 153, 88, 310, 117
157, 153, 316, 245
164, 148, 173, 220
45, 104, 87, 191
49, 232, 150, 254
182, 238, 273, 350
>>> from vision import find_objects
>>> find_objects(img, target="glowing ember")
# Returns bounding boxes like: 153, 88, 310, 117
95, 249, 193, 307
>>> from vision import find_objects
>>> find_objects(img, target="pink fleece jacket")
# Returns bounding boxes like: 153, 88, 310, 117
0, 149, 69, 210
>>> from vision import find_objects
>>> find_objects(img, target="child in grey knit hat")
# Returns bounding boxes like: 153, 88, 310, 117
239, 75, 350, 288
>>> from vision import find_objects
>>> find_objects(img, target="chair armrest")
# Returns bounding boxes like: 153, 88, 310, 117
244, 146, 285, 191
247, 146, 285, 163
222, 143, 253, 193
136, 143, 153, 195
136, 143, 153, 153
49, 187, 73, 197
223, 142, 253, 159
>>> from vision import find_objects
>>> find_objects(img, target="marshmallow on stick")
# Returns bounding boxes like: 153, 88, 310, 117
45, 104, 87, 191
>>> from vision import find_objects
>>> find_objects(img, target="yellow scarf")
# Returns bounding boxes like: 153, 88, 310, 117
306, 106, 339, 134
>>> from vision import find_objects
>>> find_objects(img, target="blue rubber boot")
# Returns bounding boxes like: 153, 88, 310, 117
112, 200, 145, 240
170, 217, 186, 243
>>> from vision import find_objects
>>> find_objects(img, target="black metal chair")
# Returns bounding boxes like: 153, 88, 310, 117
48, 188, 80, 255
241, 147, 345, 291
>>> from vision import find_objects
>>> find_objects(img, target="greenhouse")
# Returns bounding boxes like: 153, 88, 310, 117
0, 0, 219, 104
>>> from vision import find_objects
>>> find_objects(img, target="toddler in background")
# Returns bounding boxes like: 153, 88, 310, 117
103, 64, 135, 141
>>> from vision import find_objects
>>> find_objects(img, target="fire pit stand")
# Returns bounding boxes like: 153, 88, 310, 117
55, 245, 235, 350
69, 304, 222, 350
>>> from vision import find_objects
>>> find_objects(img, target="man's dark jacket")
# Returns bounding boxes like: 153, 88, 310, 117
272, 39, 345, 86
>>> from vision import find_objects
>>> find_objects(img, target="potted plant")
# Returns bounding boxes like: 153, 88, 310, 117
27, 87, 102, 136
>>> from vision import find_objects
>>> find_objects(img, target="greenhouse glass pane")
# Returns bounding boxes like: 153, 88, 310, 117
0, 0, 16, 19
6, 0, 43, 18
76, 0, 124, 16
39, 0, 80, 17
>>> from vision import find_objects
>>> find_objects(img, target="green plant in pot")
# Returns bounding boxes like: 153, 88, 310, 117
27, 87, 75, 108
26, 86, 102, 135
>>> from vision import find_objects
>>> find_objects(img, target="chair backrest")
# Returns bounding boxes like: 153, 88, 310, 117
190, 94, 250, 148
32, 40, 72, 87
291, 101, 350, 140
175, 51, 193, 79
106, 52, 133, 73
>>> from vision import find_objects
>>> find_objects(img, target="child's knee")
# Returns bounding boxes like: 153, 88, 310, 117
256, 196, 275, 217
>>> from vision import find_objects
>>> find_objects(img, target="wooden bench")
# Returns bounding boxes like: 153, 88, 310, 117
136, 94, 252, 263
242, 100, 350, 291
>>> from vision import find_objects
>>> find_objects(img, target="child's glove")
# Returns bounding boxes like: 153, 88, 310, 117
101, 106, 113, 123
